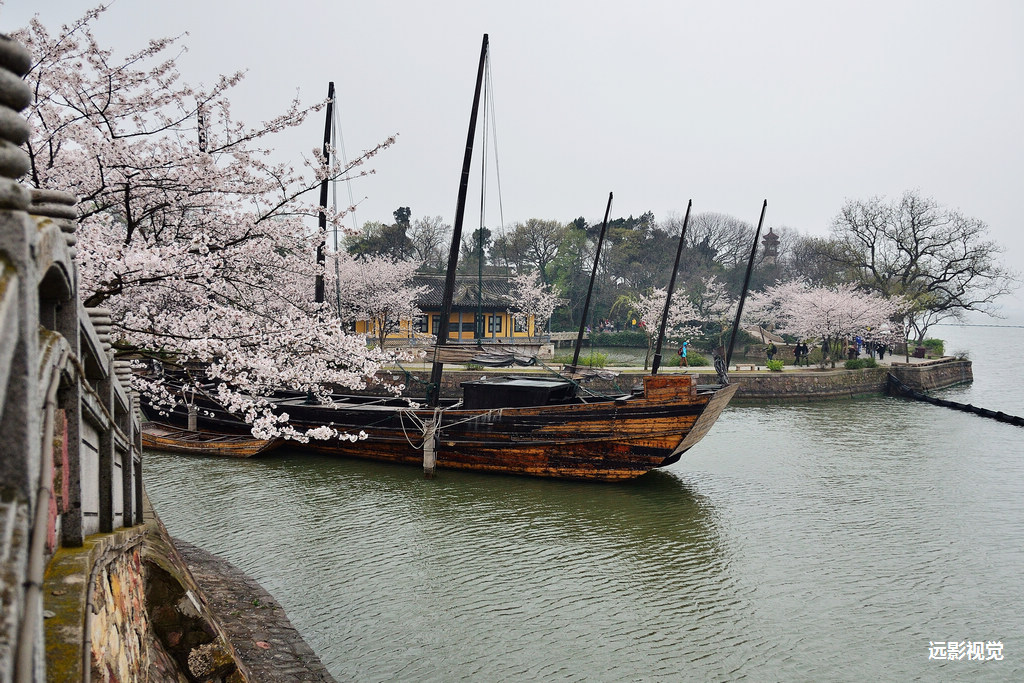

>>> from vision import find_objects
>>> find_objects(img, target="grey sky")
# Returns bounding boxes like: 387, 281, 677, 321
6, 1, 1023, 321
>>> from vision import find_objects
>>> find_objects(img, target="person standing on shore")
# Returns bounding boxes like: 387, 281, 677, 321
678, 340, 689, 367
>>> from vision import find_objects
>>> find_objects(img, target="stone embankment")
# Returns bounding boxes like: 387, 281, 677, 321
44, 499, 249, 681
44, 496, 335, 681
173, 541, 336, 682
690, 358, 973, 402
377, 357, 973, 401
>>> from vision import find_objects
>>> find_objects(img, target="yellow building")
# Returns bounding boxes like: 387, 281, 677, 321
354, 275, 538, 343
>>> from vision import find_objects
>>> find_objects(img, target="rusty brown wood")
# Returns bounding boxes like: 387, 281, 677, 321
144, 375, 735, 481
142, 423, 280, 458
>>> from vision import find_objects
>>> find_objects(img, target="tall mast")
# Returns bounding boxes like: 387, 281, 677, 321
314, 81, 335, 304
426, 34, 489, 406
651, 199, 692, 375
570, 192, 613, 371
725, 200, 768, 368
476, 58, 490, 343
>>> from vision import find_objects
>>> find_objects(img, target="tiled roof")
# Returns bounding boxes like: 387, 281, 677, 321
414, 275, 518, 310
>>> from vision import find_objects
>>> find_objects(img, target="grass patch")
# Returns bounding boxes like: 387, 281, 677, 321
552, 351, 608, 368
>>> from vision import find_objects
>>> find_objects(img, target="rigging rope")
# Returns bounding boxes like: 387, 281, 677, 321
485, 55, 506, 234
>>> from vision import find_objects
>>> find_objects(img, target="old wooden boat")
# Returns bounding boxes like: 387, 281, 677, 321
141, 374, 736, 480
137, 35, 746, 480
141, 421, 281, 458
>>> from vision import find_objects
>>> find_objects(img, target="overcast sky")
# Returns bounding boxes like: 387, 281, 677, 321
5, 1, 1023, 321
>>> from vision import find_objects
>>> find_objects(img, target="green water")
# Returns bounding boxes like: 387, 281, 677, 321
144, 326, 1022, 681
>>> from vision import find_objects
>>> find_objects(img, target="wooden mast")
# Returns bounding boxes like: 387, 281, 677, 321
427, 35, 489, 407
724, 200, 768, 369
651, 199, 692, 375
569, 192, 613, 371
314, 81, 335, 304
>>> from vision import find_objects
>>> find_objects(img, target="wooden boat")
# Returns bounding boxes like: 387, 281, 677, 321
137, 35, 745, 481
141, 374, 736, 480
141, 421, 281, 458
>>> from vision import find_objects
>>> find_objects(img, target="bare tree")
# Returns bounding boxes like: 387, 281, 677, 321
496, 219, 567, 284
685, 212, 754, 269
490, 226, 528, 273
784, 233, 848, 286
408, 215, 450, 271
830, 190, 1018, 339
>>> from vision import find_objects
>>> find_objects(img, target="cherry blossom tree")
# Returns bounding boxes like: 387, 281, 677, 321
329, 253, 426, 350
748, 280, 905, 367
686, 274, 736, 348
16, 7, 398, 440
507, 270, 560, 338
625, 288, 701, 370
743, 279, 808, 340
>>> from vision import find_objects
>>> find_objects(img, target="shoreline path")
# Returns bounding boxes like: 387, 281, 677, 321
173, 539, 337, 682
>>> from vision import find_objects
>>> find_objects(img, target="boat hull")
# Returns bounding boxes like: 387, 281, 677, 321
143, 375, 737, 481
291, 383, 733, 480
141, 422, 280, 458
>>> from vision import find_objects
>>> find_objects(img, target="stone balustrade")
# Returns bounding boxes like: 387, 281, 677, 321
0, 31, 143, 681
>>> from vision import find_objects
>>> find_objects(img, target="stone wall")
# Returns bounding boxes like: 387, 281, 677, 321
44, 502, 250, 682
690, 368, 891, 401
375, 358, 973, 402
886, 359, 973, 392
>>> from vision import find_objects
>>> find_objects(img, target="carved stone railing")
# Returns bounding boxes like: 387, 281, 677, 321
0, 32, 143, 682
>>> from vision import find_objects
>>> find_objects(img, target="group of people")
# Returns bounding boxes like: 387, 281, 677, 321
765, 340, 810, 366
673, 337, 891, 370
787, 338, 891, 364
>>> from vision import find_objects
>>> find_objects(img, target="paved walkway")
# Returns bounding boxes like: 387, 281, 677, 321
174, 539, 337, 682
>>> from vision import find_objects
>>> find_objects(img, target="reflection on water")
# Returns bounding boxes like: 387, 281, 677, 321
145, 326, 1023, 681
148, 453, 737, 680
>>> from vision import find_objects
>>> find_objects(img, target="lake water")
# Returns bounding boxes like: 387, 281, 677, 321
144, 324, 1023, 681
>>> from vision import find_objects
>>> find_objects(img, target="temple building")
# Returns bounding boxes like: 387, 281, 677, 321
353, 274, 540, 344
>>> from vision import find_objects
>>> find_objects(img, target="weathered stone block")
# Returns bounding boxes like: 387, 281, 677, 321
187, 639, 237, 680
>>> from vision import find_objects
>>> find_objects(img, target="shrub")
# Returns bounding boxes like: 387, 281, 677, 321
766, 359, 784, 372
552, 351, 608, 368
686, 352, 710, 367
922, 338, 945, 356
844, 357, 879, 370
589, 330, 648, 347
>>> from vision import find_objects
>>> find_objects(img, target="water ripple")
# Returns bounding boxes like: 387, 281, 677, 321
146, 370, 1024, 681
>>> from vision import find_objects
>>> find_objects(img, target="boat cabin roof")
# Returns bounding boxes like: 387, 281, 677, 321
460, 375, 576, 409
